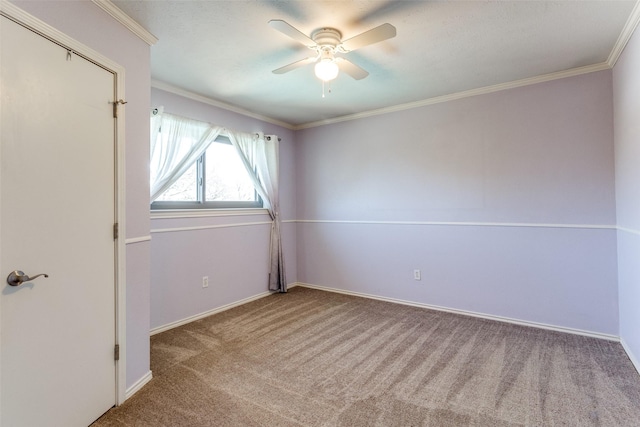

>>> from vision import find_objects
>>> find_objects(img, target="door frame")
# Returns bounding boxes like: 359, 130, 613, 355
0, 1, 128, 406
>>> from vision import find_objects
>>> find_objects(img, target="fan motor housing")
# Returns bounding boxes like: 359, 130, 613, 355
311, 28, 342, 48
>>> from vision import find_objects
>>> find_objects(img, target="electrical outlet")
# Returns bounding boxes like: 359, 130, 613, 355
202, 276, 209, 288
413, 269, 421, 281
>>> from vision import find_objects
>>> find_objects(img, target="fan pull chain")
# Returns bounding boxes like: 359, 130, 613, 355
321, 81, 333, 98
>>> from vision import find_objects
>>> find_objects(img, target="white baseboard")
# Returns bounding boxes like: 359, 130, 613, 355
150, 290, 275, 336
621, 338, 640, 376
150, 282, 299, 335
125, 370, 153, 401
293, 282, 620, 342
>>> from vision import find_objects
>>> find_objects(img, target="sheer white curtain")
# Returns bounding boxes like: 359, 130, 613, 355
228, 131, 286, 292
150, 111, 223, 201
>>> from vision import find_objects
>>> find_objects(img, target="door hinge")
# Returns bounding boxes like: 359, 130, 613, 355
114, 344, 120, 361
112, 99, 128, 118
113, 223, 119, 240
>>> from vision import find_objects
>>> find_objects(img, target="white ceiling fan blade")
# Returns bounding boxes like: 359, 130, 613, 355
341, 23, 396, 52
268, 20, 315, 47
272, 56, 317, 74
336, 58, 369, 80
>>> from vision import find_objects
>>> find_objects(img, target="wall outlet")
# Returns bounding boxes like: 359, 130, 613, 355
413, 269, 421, 281
202, 276, 209, 288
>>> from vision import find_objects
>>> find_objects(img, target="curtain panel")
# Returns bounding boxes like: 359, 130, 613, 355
228, 131, 287, 293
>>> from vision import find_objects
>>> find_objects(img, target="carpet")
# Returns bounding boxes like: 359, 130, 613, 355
93, 286, 640, 426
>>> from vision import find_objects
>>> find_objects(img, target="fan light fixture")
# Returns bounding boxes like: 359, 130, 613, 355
314, 59, 339, 82
269, 20, 396, 94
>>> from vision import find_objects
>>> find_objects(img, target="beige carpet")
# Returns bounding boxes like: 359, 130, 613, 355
93, 286, 640, 426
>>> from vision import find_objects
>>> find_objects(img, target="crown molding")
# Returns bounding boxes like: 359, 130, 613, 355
151, 80, 296, 130
295, 62, 611, 130
91, 0, 158, 46
607, 0, 640, 67
153, 61, 611, 132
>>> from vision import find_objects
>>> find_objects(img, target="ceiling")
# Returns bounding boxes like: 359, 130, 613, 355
113, 1, 638, 128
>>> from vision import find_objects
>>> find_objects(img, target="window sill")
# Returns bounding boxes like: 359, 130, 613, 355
150, 208, 269, 220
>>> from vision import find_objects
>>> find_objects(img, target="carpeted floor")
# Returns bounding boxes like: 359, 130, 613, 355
93, 286, 640, 426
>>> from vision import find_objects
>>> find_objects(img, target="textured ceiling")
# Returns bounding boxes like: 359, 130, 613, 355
113, 0, 637, 128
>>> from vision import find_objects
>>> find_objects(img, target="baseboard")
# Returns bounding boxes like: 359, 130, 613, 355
125, 370, 153, 401
294, 282, 620, 342
150, 290, 275, 335
621, 338, 640, 376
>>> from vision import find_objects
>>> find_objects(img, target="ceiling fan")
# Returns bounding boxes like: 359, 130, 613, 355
268, 19, 396, 83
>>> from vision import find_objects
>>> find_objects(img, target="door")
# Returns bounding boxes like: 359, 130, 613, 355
1, 15, 116, 426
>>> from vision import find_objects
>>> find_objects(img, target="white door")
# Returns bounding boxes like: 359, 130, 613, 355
1, 16, 116, 426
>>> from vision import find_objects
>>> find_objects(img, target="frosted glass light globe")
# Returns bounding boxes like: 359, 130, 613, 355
314, 59, 339, 82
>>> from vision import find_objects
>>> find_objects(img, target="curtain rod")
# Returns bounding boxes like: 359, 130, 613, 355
153, 107, 280, 141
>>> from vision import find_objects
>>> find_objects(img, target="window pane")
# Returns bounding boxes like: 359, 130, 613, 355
205, 143, 255, 201
155, 162, 197, 201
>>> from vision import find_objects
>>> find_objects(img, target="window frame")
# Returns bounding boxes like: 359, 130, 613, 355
150, 135, 263, 210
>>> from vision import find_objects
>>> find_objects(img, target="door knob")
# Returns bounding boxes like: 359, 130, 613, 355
6, 270, 49, 287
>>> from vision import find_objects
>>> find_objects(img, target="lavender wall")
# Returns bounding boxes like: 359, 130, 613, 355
149, 88, 297, 330
296, 71, 619, 335
13, 1, 152, 389
613, 25, 640, 369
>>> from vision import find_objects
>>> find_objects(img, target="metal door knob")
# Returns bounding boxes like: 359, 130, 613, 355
6, 270, 49, 287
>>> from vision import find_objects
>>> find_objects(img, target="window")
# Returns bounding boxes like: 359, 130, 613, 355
151, 136, 262, 210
